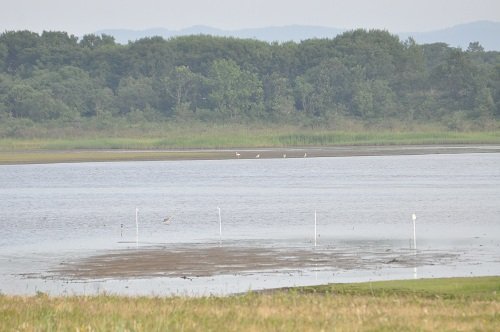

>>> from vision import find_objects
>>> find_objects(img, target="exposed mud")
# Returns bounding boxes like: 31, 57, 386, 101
53, 243, 458, 280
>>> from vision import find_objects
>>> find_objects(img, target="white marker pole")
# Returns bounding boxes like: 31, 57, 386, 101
412, 213, 417, 250
135, 207, 139, 248
314, 210, 317, 248
218, 207, 222, 246
412, 213, 417, 279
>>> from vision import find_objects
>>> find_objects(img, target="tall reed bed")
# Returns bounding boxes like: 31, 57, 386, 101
1, 127, 500, 151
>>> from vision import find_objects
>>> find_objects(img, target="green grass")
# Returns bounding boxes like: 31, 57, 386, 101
0, 277, 498, 331
2, 116, 499, 151
1, 129, 500, 151
276, 131, 500, 146
299, 276, 500, 301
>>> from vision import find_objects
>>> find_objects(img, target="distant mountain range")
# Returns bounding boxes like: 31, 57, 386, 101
398, 21, 500, 51
95, 21, 500, 51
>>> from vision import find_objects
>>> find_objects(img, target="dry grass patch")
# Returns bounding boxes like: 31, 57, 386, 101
1, 277, 498, 331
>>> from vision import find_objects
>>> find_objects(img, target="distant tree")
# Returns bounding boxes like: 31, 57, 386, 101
370, 80, 397, 119
294, 39, 338, 76
0, 73, 13, 118
0, 31, 40, 74
80, 34, 116, 49
163, 66, 202, 116
398, 37, 427, 91
298, 58, 354, 117
0, 28, 498, 126
421, 43, 453, 70
333, 29, 403, 80
207, 59, 263, 119
40, 31, 78, 48
29, 66, 98, 117
294, 76, 315, 116
268, 41, 299, 78
473, 86, 495, 118
467, 42, 484, 53
82, 45, 126, 91
352, 80, 373, 118
431, 50, 479, 110
492, 65, 500, 117
5, 83, 72, 120
126, 37, 173, 77
0, 43, 7, 71
116, 76, 158, 114
263, 72, 295, 117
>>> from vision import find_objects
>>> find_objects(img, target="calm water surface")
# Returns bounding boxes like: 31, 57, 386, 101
1, 153, 499, 295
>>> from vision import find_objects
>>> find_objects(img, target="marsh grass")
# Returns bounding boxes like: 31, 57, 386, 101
276, 130, 500, 146
1, 121, 499, 151
1, 277, 498, 331
1, 121, 499, 164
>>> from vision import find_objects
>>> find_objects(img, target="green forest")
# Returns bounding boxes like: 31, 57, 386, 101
0, 29, 499, 138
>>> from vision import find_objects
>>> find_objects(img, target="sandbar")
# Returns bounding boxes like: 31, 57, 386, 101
2, 144, 500, 164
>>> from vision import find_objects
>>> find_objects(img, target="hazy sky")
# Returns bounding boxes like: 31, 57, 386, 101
2, 0, 500, 35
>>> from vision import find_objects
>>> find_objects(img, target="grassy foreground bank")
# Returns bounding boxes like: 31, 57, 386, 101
1, 277, 498, 331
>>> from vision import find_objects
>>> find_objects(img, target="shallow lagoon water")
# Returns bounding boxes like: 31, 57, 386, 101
1, 153, 499, 295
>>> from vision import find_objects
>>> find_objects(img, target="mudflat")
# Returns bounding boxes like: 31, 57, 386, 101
54, 243, 457, 280
1, 144, 500, 164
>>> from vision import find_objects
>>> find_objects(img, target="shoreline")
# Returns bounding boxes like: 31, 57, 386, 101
1, 144, 500, 165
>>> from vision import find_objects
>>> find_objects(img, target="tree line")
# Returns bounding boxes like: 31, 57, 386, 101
0, 30, 498, 129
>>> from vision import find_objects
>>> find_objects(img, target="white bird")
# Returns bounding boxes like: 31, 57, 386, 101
256, 154, 260, 158
235, 152, 241, 158
163, 216, 172, 224
304, 153, 307, 158
283, 153, 287, 158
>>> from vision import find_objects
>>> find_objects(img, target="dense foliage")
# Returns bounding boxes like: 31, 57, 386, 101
0, 30, 498, 131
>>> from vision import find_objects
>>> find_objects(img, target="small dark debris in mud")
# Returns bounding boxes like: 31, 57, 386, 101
18, 272, 43, 279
